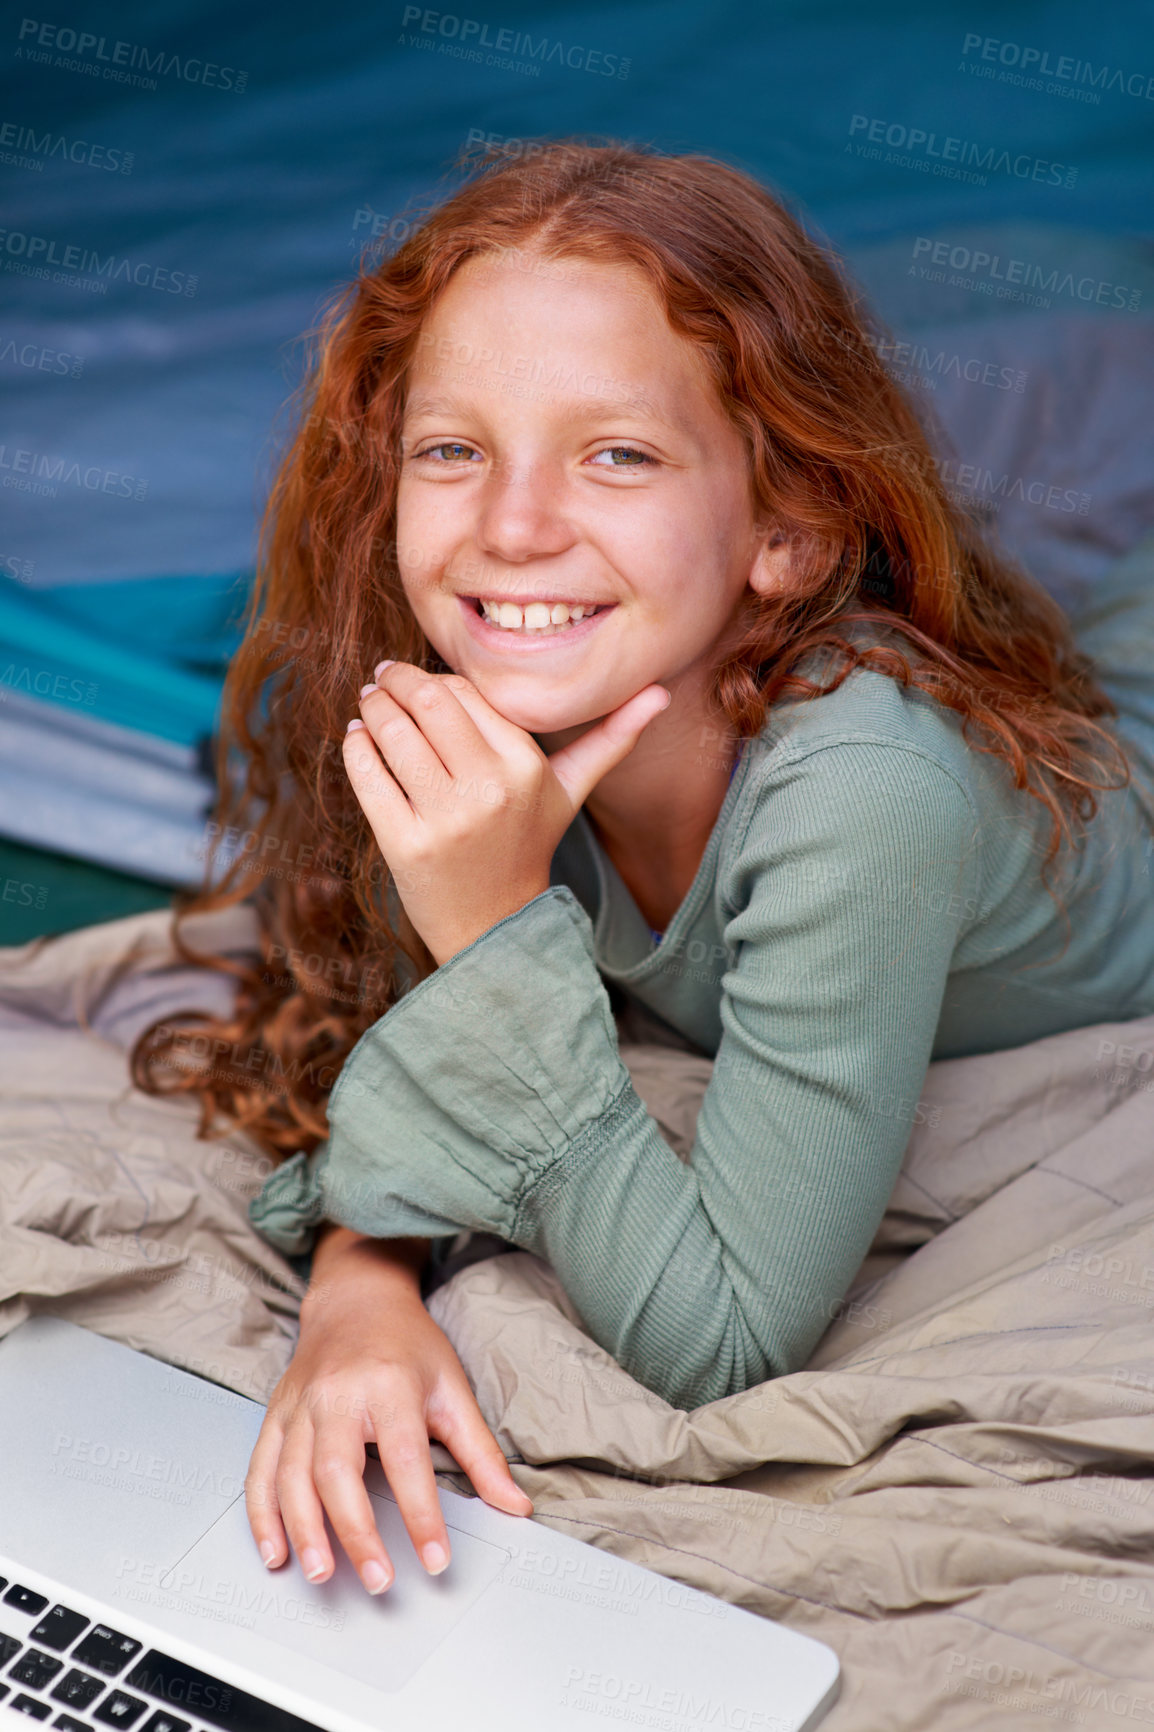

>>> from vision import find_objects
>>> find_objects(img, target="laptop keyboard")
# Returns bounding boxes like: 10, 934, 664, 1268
0, 1579, 325, 1732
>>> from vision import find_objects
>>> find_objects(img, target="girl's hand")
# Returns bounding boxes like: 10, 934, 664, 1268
245, 1232, 532, 1594
343, 662, 670, 966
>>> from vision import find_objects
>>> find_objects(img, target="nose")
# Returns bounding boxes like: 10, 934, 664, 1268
474, 456, 575, 566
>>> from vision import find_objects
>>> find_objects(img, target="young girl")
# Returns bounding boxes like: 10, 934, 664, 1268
133, 139, 1154, 1603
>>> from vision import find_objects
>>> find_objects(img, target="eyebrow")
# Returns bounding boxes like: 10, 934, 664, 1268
402, 390, 677, 430
402, 393, 473, 420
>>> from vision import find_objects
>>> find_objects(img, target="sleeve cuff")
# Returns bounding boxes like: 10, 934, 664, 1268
307, 885, 631, 1244
247, 1147, 330, 1258
247, 1148, 468, 1281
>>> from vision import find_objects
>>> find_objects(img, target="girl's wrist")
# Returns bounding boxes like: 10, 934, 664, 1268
302, 1226, 429, 1318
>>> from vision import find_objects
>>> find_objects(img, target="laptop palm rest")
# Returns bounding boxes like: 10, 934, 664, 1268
129, 1483, 510, 1693
0, 1316, 508, 1695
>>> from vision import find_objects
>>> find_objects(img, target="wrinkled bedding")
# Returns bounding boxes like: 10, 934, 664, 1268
4, 905, 1154, 1730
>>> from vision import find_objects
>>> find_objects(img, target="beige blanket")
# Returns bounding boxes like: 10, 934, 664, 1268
4, 905, 1154, 1731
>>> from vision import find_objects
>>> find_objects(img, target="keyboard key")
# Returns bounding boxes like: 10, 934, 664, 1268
0, 1631, 22, 1666
9, 1649, 65, 1690
11, 1695, 52, 1720
0, 1680, 8, 1699
50, 1670, 105, 1709
138, 1714, 189, 1732
31, 1608, 91, 1652
93, 1692, 148, 1728
3, 1586, 50, 1617
127, 1650, 328, 1732
70, 1630, 141, 1679
52, 1717, 93, 1732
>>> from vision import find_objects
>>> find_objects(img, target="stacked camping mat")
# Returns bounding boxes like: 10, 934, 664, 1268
0, 572, 250, 942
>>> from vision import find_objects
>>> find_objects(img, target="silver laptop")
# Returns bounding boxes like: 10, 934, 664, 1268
0, 1317, 840, 1732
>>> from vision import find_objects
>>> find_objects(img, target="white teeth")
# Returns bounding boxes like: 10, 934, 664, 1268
478, 599, 597, 631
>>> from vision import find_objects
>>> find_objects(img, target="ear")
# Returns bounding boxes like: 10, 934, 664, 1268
747, 524, 796, 600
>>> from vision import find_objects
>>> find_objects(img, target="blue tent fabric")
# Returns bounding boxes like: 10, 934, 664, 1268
2, 0, 1153, 938
2, 0, 1152, 588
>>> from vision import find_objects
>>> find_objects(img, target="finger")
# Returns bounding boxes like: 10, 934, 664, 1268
371, 1405, 453, 1575
546, 685, 672, 809
356, 681, 453, 806
420, 669, 541, 759
245, 1412, 290, 1568
370, 664, 505, 784
342, 723, 419, 847
431, 1387, 535, 1517
273, 1413, 338, 1586
310, 1418, 396, 1595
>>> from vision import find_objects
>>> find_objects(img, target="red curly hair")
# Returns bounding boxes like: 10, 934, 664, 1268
130, 136, 1132, 1160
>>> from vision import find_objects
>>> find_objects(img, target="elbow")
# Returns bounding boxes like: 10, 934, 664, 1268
629, 1329, 786, 1414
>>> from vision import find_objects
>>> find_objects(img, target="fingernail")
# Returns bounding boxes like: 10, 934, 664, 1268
374, 659, 395, 679
359, 682, 379, 698
301, 1547, 327, 1581
259, 1540, 278, 1567
362, 1559, 392, 1595
657, 689, 672, 710
346, 718, 367, 733
422, 1540, 449, 1575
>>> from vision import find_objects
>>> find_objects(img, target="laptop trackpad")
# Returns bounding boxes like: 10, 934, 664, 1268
142, 1487, 510, 1693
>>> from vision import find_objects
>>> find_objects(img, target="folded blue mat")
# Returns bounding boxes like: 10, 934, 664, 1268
0, 572, 251, 748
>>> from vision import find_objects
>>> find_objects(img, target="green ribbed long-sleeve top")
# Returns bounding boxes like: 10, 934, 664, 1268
249, 643, 1154, 1410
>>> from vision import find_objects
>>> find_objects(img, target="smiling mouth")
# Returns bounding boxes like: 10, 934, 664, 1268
466, 596, 615, 633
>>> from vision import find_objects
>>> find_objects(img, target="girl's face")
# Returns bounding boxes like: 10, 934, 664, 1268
396, 250, 771, 736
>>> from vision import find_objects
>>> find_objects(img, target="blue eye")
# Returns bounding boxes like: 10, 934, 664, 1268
589, 446, 654, 468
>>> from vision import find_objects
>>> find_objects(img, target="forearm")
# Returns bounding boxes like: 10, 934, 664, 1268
302, 1225, 429, 1320
516, 1084, 775, 1407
